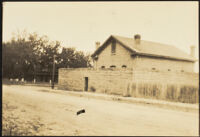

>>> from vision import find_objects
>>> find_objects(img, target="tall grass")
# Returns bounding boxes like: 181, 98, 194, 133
137, 83, 162, 99
129, 82, 199, 104
166, 84, 178, 101
178, 86, 199, 103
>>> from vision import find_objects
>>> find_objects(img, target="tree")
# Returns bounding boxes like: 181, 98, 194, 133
3, 30, 92, 81
57, 47, 91, 69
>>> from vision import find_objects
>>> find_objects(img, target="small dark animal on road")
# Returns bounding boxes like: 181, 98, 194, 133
77, 109, 85, 115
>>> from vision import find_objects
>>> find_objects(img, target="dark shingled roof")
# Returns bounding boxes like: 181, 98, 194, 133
91, 35, 196, 62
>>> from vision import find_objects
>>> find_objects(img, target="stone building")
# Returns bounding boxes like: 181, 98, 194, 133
58, 34, 198, 103
91, 34, 196, 72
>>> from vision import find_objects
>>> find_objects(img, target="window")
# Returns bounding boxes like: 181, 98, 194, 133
111, 40, 116, 54
101, 66, 105, 69
122, 65, 127, 69
168, 69, 171, 71
152, 68, 156, 70
181, 70, 184, 72
110, 65, 116, 69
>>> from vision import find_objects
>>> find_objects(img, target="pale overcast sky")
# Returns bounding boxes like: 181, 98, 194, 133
3, 2, 199, 72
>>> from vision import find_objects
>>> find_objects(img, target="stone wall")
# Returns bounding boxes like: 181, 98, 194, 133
132, 69, 198, 86
58, 68, 199, 103
58, 68, 133, 95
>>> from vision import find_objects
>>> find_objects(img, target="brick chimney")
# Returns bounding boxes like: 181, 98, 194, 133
95, 41, 100, 50
134, 34, 141, 45
190, 45, 195, 58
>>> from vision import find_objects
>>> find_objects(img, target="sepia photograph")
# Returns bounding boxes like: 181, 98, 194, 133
2, 1, 199, 136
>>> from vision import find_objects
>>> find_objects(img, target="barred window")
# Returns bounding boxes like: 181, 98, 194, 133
111, 41, 116, 54
110, 65, 116, 68
122, 65, 127, 68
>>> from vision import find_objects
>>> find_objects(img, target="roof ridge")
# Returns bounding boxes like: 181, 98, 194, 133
113, 34, 175, 47
113, 35, 192, 57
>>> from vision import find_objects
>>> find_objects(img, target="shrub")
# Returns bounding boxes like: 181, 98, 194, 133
178, 85, 198, 103
131, 83, 137, 97
138, 83, 148, 97
151, 84, 162, 99
90, 86, 96, 92
126, 82, 198, 104
124, 83, 131, 97
166, 85, 178, 101
137, 83, 162, 99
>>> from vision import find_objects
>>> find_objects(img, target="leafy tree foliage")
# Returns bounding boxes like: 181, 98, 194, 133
2, 30, 91, 80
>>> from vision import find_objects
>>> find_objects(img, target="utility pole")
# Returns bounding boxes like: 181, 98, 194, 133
33, 64, 36, 83
51, 55, 56, 89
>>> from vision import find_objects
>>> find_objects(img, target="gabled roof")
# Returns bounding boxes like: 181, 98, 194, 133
91, 35, 196, 62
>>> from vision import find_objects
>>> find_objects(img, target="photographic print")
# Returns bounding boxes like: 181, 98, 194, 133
2, 1, 199, 136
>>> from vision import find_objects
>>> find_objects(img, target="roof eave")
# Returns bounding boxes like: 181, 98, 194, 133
132, 52, 196, 62
91, 35, 136, 58
91, 35, 114, 58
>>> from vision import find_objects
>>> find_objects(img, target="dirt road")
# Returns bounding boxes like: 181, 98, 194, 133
2, 85, 199, 136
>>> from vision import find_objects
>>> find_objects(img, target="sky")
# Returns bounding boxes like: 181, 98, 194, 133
2, 2, 199, 72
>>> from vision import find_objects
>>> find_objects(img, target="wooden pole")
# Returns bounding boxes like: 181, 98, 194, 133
33, 64, 36, 83
52, 55, 56, 89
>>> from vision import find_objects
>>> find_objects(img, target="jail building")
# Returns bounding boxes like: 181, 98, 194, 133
58, 34, 198, 102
